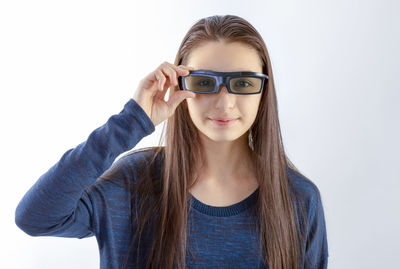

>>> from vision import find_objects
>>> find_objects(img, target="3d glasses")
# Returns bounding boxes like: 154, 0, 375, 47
178, 70, 268, 95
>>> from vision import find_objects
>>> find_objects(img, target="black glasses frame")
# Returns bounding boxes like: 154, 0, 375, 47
178, 70, 269, 95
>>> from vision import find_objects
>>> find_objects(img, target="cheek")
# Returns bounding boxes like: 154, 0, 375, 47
242, 96, 262, 117
186, 98, 205, 121
187, 95, 209, 111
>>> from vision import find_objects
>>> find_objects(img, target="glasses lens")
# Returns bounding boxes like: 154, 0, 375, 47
184, 75, 216, 92
230, 77, 263, 93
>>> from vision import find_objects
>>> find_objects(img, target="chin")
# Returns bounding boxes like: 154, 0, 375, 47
201, 129, 243, 142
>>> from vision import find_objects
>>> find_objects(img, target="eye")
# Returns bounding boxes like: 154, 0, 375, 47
197, 79, 214, 87
235, 80, 253, 87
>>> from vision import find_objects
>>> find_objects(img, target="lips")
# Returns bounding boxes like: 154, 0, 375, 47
210, 118, 238, 121
208, 117, 239, 126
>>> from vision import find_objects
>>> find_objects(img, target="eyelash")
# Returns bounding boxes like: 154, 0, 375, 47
197, 79, 253, 86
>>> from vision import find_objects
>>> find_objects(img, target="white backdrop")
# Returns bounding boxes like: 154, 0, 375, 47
1, 0, 399, 268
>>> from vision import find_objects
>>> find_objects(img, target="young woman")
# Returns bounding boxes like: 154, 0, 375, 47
15, 15, 328, 269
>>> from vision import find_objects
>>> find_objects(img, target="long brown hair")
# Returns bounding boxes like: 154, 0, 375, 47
103, 14, 309, 269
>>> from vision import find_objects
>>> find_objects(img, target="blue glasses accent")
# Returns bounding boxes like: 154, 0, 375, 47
178, 69, 268, 95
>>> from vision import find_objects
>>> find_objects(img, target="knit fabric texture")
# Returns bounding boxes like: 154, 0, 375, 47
15, 98, 329, 268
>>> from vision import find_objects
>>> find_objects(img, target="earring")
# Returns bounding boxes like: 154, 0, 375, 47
248, 129, 254, 151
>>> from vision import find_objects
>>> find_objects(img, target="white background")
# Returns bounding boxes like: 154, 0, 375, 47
1, 0, 399, 268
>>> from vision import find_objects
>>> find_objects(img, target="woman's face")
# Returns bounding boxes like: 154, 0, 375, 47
185, 40, 264, 143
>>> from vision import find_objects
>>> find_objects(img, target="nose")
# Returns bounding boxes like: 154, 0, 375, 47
214, 84, 235, 108
216, 84, 230, 95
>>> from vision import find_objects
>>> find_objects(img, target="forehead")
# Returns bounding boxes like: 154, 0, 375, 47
186, 41, 263, 73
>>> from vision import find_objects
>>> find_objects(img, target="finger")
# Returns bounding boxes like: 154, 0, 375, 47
154, 70, 173, 101
178, 65, 196, 71
154, 80, 169, 101
167, 91, 196, 112
140, 70, 159, 91
178, 64, 195, 69
155, 69, 166, 92
165, 63, 190, 77
163, 62, 190, 72
177, 67, 190, 76
161, 65, 178, 86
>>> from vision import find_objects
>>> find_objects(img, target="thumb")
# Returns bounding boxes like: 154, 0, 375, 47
167, 91, 196, 112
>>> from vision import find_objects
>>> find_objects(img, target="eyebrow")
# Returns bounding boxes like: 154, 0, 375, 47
198, 69, 257, 73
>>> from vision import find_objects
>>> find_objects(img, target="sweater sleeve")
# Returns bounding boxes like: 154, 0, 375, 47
304, 187, 329, 269
14, 98, 155, 238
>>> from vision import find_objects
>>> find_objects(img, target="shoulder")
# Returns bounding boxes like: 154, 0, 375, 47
285, 167, 328, 253
118, 146, 165, 178
285, 166, 323, 208
86, 146, 164, 192
119, 146, 164, 167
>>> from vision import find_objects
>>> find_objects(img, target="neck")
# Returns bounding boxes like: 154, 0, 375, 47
196, 131, 257, 186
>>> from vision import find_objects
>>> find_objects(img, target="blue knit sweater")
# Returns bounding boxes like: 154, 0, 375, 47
15, 98, 329, 268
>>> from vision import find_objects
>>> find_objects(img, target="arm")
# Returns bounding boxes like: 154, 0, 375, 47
14, 98, 155, 238
304, 188, 329, 269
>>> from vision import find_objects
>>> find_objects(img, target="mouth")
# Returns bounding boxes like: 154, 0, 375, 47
210, 118, 238, 121
208, 118, 239, 126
